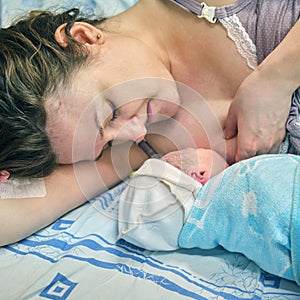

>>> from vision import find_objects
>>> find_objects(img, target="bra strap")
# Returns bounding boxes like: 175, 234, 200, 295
170, 0, 217, 23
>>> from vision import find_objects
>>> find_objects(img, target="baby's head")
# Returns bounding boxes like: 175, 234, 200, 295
162, 148, 228, 184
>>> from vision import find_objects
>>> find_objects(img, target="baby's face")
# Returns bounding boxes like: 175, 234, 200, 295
162, 148, 228, 184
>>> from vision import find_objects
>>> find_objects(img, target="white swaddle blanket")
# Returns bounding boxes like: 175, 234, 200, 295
118, 159, 201, 250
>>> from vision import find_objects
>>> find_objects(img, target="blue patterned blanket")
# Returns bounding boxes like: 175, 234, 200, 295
179, 154, 300, 284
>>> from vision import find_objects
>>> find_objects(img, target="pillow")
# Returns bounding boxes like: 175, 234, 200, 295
0, 0, 137, 27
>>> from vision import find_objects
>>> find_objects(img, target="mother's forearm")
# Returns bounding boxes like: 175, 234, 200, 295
0, 165, 87, 246
258, 19, 300, 94
0, 143, 147, 246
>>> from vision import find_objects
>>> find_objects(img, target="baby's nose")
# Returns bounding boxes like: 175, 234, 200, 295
114, 116, 147, 143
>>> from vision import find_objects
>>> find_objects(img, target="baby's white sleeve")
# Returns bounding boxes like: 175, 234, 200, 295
118, 159, 201, 251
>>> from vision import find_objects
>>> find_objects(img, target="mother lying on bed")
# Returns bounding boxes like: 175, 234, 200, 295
0, 0, 300, 246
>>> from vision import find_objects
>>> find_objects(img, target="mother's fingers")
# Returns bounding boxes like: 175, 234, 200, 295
235, 135, 284, 162
235, 141, 258, 162
223, 108, 238, 140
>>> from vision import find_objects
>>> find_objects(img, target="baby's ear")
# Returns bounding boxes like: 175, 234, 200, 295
0, 170, 10, 182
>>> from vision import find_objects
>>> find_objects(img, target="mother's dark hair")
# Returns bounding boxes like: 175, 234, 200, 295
0, 8, 104, 178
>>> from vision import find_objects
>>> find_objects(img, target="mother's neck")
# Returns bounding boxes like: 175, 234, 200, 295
101, 0, 188, 71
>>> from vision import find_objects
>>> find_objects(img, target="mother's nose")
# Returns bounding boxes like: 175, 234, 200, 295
108, 116, 147, 143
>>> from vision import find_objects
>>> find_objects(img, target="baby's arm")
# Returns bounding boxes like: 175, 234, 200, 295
162, 148, 228, 184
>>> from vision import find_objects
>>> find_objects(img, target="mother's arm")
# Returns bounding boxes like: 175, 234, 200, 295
0, 143, 147, 246
224, 19, 300, 161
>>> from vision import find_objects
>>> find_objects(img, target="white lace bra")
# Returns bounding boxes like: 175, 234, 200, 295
219, 14, 257, 69
169, 0, 257, 69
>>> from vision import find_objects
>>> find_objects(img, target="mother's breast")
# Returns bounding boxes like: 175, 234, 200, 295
146, 97, 237, 164
177, 97, 237, 162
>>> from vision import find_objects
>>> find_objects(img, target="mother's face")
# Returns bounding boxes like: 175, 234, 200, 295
45, 34, 180, 163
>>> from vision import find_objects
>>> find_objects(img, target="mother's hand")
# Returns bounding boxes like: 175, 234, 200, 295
224, 69, 291, 162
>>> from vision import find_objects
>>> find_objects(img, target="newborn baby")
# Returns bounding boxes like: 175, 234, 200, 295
118, 151, 300, 285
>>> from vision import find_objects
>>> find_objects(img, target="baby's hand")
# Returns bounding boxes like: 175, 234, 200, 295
162, 148, 228, 184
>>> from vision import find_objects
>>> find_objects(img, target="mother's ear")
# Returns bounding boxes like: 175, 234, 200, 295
54, 22, 105, 48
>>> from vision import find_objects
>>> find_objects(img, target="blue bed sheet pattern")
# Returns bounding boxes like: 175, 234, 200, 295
1, 181, 300, 300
